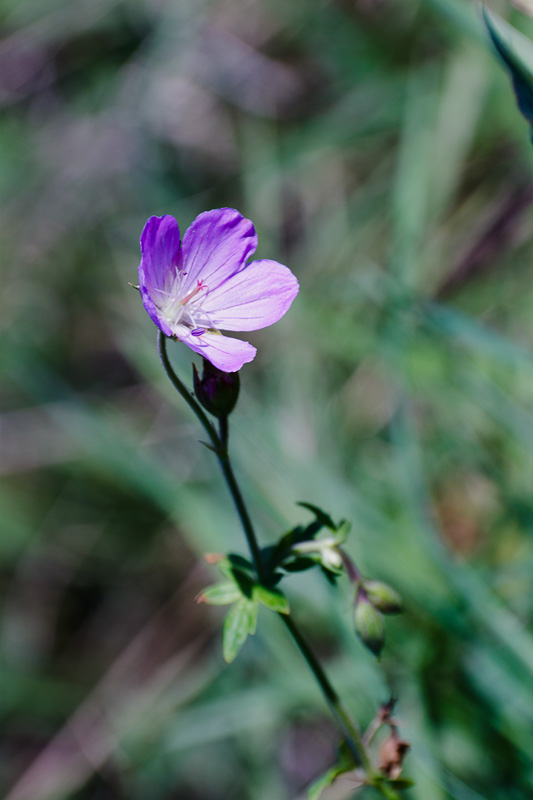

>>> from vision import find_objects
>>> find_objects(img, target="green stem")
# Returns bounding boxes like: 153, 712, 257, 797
157, 332, 219, 450
381, 786, 403, 800
158, 333, 264, 581
281, 614, 372, 774
216, 429, 374, 775
157, 333, 401, 798
219, 415, 229, 451
216, 447, 266, 583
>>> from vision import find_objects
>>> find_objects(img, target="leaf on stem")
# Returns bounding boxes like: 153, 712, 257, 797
266, 510, 348, 574
264, 526, 319, 573
278, 556, 317, 574
388, 777, 415, 790
217, 555, 256, 597
196, 582, 242, 606
483, 7, 533, 135
222, 597, 258, 663
308, 767, 349, 800
297, 501, 336, 530
335, 519, 351, 543
228, 553, 255, 572
307, 759, 362, 800
307, 739, 361, 799
253, 584, 290, 614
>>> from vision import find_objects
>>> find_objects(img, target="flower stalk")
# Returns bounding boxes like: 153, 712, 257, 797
158, 332, 264, 580
157, 331, 403, 799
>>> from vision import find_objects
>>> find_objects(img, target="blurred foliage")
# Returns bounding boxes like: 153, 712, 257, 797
2, 0, 533, 798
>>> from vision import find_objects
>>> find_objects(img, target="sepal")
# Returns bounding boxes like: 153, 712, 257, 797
193, 357, 240, 417
362, 580, 403, 614
354, 598, 386, 658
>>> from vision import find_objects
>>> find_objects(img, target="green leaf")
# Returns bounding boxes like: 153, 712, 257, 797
254, 585, 290, 614
267, 507, 348, 575
222, 598, 258, 663
218, 555, 255, 598
388, 777, 415, 790
230, 570, 255, 598
197, 582, 241, 606
297, 501, 336, 530
217, 560, 238, 581
308, 764, 361, 800
307, 766, 345, 800
281, 556, 318, 573
265, 524, 322, 572
307, 741, 359, 799
273, 524, 318, 553
228, 553, 254, 573
334, 519, 351, 543
337, 740, 357, 766
483, 8, 533, 135
245, 598, 259, 635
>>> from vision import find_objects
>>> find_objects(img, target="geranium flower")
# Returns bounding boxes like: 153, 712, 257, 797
138, 208, 299, 372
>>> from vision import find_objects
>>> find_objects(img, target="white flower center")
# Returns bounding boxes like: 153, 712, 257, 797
154, 271, 211, 335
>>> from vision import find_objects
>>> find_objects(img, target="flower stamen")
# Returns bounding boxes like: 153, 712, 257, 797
181, 279, 207, 306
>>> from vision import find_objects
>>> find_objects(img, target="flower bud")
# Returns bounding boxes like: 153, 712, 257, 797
363, 581, 402, 615
321, 545, 343, 571
193, 358, 240, 418
292, 537, 343, 573
354, 598, 385, 657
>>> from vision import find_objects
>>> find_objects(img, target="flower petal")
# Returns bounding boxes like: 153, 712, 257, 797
138, 215, 181, 293
138, 215, 181, 336
178, 328, 257, 372
200, 259, 299, 331
139, 285, 173, 337
178, 208, 257, 294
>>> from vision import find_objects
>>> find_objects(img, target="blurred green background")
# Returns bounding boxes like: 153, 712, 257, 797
2, 0, 533, 798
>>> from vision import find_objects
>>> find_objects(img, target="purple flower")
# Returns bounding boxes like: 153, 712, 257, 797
138, 208, 299, 372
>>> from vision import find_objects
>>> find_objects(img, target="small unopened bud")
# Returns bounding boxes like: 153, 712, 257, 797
321, 545, 343, 571
193, 358, 240, 417
292, 537, 343, 573
363, 581, 402, 615
354, 597, 385, 657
